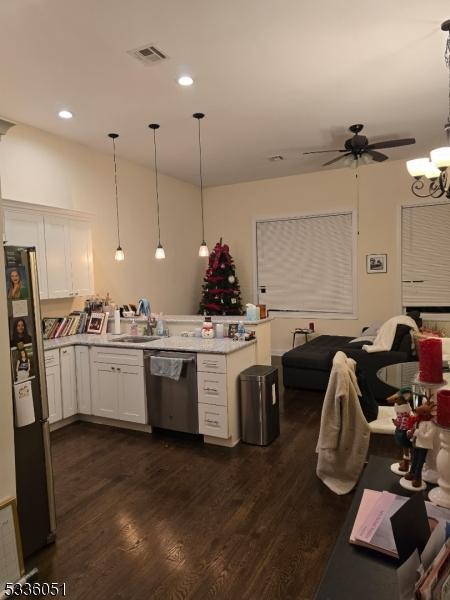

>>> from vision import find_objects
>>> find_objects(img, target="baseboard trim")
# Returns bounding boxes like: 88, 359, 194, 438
271, 348, 289, 357
50, 414, 152, 434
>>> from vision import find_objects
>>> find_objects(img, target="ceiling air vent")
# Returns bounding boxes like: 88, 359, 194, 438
128, 43, 168, 65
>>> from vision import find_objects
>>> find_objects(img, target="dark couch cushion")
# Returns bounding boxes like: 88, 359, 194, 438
282, 335, 354, 371
391, 324, 413, 352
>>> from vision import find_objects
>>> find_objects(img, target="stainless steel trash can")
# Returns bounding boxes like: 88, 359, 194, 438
239, 365, 280, 445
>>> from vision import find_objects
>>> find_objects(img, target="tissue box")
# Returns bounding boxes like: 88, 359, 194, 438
246, 306, 260, 321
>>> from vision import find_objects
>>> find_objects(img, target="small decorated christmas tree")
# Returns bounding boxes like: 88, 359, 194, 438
199, 239, 243, 315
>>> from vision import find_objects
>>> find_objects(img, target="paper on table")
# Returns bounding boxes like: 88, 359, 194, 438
13, 380, 35, 427
349, 489, 380, 543
356, 491, 397, 544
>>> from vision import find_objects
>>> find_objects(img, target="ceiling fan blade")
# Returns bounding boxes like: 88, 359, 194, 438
303, 149, 345, 154
365, 138, 416, 150
322, 153, 350, 167
366, 150, 388, 162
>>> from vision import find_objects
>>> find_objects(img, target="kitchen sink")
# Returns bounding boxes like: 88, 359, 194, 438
114, 335, 160, 343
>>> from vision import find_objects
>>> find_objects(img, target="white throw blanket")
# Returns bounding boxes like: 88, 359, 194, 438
363, 315, 418, 353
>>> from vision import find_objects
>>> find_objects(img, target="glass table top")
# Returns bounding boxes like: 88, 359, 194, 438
377, 361, 450, 389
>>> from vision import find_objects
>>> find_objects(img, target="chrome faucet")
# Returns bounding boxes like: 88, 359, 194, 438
146, 314, 156, 336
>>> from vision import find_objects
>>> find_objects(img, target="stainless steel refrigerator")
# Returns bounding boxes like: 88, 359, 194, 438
4, 245, 56, 557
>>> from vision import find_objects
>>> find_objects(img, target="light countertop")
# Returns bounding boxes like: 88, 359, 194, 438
44, 333, 257, 355
112, 314, 273, 325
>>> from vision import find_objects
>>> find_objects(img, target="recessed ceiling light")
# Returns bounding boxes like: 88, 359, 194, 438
177, 75, 194, 87
58, 110, 73, 119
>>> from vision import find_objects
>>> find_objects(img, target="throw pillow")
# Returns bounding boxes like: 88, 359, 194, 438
391, 324, 412, 351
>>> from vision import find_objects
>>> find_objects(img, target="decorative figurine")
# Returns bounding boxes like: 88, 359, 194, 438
387, 387, 413, 475
401, 398, 436, 490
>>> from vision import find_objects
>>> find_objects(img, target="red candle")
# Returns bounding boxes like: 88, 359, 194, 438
437, 389, 450, 428
419, 338, 443, 383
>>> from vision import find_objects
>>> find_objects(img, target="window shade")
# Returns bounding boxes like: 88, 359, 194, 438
256, 212, 354, 314
402, 203, 450, 306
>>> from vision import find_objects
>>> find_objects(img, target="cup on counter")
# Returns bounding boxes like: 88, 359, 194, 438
194, 327, 202, 338
215, 323, 224, 339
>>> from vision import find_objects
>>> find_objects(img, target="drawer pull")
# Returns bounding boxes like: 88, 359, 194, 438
111, 366, 116, 371
204, 387, 218, 393
205, 418, 219, 426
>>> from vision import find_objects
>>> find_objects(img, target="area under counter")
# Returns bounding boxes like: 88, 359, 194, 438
44, 335, 258, 447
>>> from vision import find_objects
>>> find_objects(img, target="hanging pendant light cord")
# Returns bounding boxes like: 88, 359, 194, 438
153, 128, 161, 244
112, 137, 121, 248
197, 118, 205, 243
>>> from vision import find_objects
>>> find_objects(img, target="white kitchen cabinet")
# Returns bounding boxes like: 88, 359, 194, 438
198, 403, 229, 439
44, 216, 73, 298
3, 208, 49, 299
90, 353, 146, 424
69, 220, 94, 297
45, 363, 62, 424
117, 365, 146, 424
91, 362, 118, 419
60, 346, 77, 418
75, 345, 91, 414
3, 200, 94, 300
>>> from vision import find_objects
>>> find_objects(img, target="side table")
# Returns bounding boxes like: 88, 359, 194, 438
292, 328, 314, 348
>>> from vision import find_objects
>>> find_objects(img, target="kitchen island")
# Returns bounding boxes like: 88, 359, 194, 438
44, 334, 257, 447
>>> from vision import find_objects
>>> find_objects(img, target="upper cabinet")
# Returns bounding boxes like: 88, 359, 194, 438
3, 208, 49, 298
3, 200, 94, 300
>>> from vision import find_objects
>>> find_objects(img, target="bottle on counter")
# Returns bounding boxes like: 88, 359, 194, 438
156, 313, 165, 336
129, 318, 138, 336
237, 321, 245, 340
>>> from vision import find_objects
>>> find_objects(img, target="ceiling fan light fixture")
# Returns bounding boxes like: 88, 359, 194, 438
430, 147, 450, 169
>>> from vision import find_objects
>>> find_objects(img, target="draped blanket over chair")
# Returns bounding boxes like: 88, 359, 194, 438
316, 352, 370, 495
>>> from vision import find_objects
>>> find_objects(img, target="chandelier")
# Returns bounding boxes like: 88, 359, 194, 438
406, 20, 450, 199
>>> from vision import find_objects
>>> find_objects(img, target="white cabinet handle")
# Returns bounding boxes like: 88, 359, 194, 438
205, 418, 219, 426
204, 387, 218, 393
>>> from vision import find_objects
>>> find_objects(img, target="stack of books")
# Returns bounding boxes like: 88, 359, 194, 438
42, 312, 89, 339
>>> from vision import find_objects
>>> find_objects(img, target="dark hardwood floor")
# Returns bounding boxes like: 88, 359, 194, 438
28, 383, 396, 600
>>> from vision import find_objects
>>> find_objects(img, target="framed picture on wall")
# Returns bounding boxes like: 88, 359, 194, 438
367, 254, 387, 274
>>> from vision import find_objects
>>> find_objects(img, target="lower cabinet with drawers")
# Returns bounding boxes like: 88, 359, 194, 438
196, 345, 257, 446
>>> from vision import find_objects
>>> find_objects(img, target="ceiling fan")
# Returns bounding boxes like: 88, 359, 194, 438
304, 124, 416, 167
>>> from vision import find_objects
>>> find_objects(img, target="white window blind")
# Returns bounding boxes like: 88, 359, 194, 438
256, 212, 354, 315
402, 202, 450, 306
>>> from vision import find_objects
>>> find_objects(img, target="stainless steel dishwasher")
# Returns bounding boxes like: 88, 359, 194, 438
144, 350, 198, 434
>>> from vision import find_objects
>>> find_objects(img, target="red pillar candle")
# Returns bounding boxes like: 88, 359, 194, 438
419, 338, 443, 383
437, 389, 450, 428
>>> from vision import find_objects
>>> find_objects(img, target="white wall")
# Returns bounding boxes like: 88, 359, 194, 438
204, 159, 416, 353
0, 123, 204, 317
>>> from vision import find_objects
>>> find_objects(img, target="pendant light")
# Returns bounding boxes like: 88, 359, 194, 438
193, 113, 209, 257
108, 133, 125, 261
149, 123, 166, 259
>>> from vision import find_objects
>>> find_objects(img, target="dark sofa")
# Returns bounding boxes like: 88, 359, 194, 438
282, 329, 415, 402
